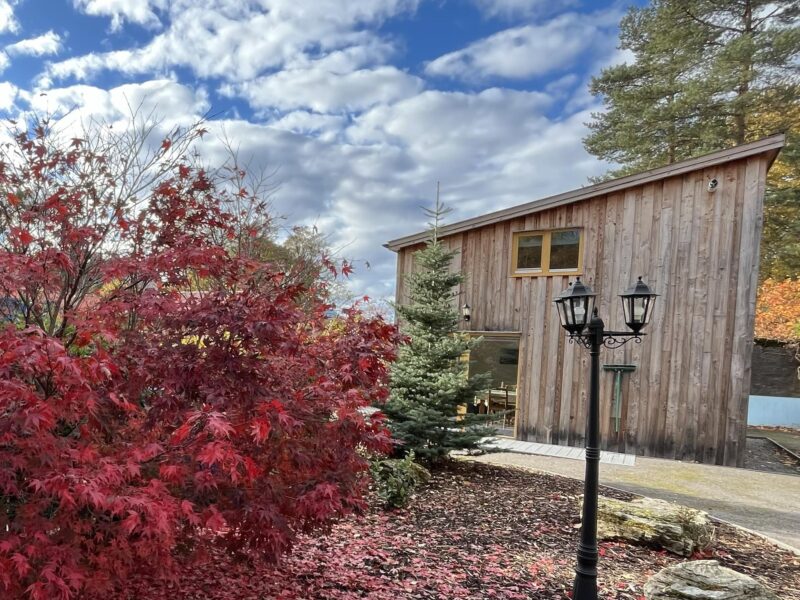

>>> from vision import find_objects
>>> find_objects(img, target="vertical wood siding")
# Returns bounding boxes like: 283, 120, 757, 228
394, 155, 770, 466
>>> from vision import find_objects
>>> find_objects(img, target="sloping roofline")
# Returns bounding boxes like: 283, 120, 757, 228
385, 133, 785, 252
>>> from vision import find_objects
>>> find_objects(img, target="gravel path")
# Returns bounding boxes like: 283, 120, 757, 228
744, 436, 800, 475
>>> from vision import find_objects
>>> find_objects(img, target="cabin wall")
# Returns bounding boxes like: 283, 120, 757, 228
395, 155, 770, 466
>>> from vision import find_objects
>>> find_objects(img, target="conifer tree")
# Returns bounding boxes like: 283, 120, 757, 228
584, 0, 800, 279
383, 198, 491, 463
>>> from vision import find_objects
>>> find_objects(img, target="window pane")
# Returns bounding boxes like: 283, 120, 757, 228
549, 229, 581, 271
516, 235, 542, 270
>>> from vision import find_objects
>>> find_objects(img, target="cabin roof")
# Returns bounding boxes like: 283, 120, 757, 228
384, 134, 785, 252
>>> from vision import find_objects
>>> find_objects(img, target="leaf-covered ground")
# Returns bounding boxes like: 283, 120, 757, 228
107, 461, 800, 600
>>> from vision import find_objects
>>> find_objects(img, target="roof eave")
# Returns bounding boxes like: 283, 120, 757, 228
385, 133, 786, 252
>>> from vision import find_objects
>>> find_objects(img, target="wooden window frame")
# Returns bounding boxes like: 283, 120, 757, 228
510, 228, 584, 277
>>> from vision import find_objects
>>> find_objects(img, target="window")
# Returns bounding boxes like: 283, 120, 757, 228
511, 228, 583, 276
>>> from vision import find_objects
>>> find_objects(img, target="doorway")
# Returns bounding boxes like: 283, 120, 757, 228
466, 333, 520, 436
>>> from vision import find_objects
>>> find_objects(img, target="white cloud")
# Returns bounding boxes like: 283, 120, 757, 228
230, 65, 423, 113
322, 88, 608, 298
0, 0, 18, 34
49, 0, 418, 83
19, 79, 209, 132
0, 52, 8, 73
72, 0, 167, 31
270, 111, 348, 141
6, 31, 62, 57
217, 42, 422, 114
426, 10, 621, 81
472, 0, 578, 19
0, 81, 17, 111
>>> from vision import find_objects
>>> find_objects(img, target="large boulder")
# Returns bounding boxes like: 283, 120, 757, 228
644, 560, 781, 599
594, 496, 715, 556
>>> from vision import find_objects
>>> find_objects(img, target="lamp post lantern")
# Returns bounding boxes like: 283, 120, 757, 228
553, 276, 657, 600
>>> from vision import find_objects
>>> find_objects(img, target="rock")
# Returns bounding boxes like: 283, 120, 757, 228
644, 560, 781, 599
594, 496, 714, 556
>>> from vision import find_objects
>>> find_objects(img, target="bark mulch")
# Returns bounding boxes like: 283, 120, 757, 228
116, 461, 800, 600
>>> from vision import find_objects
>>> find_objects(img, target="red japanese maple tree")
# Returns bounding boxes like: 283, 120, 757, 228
0, 119, 399, 599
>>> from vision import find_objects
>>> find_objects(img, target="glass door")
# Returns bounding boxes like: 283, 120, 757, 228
467, 335, 520, 436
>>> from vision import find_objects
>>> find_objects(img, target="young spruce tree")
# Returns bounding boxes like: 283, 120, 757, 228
384, 197, 492, 463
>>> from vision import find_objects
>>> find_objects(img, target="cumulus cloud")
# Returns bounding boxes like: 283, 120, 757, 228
0, 0, 18, 34
269, 111, 348, 141
230, 65, 423, 114
72, 0, 167, 31
320, 89, 608, 298
426, 10, 620, 81
19, 79, 209, 132
217, 42, 422, 114
49, 0, 418, 83
0, 81, 17, 111
471, 0, 578, 19
6, 31, 62, 57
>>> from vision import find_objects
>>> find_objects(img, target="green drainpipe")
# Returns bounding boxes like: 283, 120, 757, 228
602, 364, 636, 433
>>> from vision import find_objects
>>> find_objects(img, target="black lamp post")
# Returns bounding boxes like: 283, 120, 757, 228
553, 276, 657, 600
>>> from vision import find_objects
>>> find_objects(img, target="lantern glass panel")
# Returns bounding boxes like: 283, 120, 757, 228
572, 295, 593, 327
555, 299, 570, 328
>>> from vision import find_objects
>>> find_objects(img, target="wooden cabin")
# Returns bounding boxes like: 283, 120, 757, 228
386, 135, 785, 467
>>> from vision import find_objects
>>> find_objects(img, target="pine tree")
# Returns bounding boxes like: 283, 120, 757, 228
585, 2, 719, 172
383, 197, 492, 463
585, 0, 800, 278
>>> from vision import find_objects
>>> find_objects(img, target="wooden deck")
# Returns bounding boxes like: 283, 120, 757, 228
482, 437, 636, 466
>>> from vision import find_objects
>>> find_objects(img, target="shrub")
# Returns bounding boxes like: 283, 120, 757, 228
0, 118, 400, 599
370, 452, 431, 509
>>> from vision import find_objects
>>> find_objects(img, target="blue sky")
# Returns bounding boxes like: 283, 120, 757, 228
0, 0, 641, 300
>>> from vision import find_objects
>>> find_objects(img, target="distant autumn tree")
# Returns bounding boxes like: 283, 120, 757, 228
0, 116, 399, 599
755, 278, 800, 343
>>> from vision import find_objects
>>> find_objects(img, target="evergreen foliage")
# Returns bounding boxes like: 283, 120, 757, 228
383, 199, 492, 463
585, 0, 800, 279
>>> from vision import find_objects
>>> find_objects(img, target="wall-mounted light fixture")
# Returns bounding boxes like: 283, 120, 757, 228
462, 303, 471, 322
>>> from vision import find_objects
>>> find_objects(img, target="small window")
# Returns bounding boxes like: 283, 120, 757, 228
511, 228, 583, 277
549, 230, 581, 271
516, 234, 543, 271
